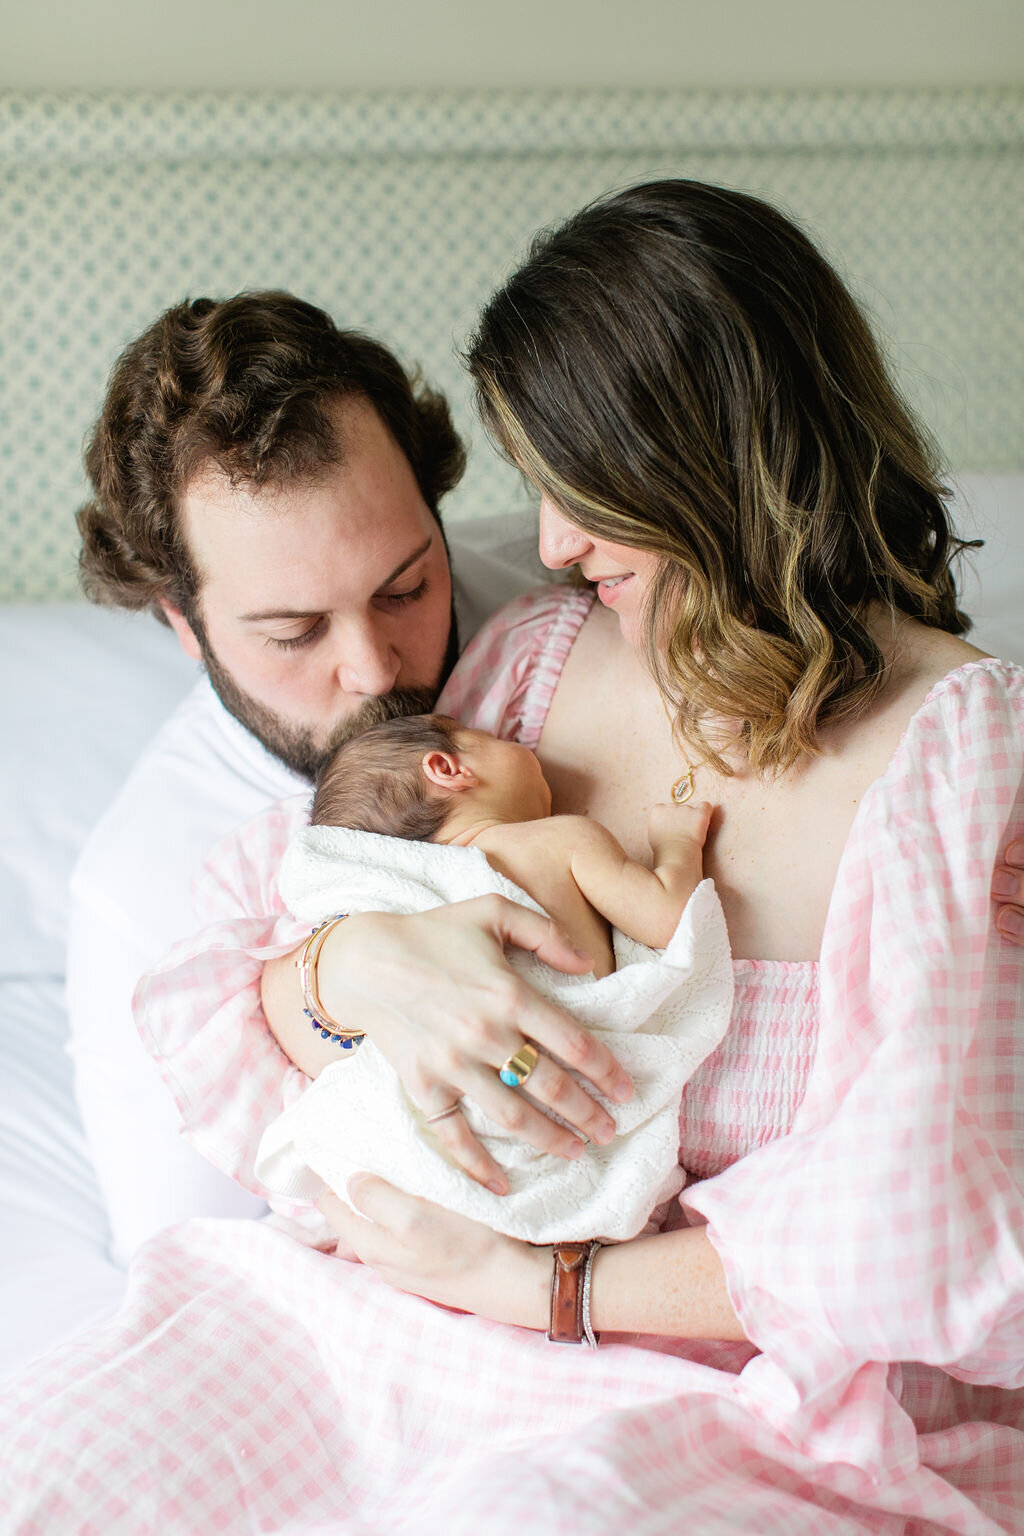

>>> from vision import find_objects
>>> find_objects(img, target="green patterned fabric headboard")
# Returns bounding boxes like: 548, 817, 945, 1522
1, 86, 1021, 601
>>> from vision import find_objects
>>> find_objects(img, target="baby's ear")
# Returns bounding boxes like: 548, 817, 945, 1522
421, 750, 477, 793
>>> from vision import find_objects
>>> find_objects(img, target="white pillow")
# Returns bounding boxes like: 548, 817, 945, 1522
952, 474, 1024, 667
0, 604, 196, 974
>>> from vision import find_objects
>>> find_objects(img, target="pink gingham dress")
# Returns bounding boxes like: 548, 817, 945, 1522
4, 584, 1023, 1535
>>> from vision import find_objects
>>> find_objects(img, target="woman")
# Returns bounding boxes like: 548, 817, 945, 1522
5, 181, 1022, 1532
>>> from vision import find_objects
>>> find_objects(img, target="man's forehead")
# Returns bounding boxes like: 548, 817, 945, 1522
179, 490, 441, 626
178, 406, 437, 606
177, 472, 326, 599
236, 535, 435, 622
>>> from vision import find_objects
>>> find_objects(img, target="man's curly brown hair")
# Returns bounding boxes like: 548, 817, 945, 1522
78, 291, 466, 624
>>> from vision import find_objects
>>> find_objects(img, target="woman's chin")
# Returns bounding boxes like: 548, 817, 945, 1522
592, 577, 644, 646
615, 609, 643, 646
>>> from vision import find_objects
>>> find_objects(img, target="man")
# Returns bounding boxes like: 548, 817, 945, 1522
68, 292, 544, 1262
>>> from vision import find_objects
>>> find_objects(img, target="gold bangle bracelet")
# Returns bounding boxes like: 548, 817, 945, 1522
297, 914, 362, 1038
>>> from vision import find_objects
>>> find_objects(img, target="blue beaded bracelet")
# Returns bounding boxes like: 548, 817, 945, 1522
298, 914, 365, 1050
305, 1013, 363, 1048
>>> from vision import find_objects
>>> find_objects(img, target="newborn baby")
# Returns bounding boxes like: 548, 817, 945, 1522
312, 713, 709, 975
255, 715, 734, 1242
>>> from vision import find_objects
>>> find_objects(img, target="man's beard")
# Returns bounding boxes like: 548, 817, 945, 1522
193, 607, 460, 782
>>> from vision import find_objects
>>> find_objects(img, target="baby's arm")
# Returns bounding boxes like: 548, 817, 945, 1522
568, 801, 711, 949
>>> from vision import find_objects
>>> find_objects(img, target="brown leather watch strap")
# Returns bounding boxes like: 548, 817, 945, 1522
547, 1242, 590, 1344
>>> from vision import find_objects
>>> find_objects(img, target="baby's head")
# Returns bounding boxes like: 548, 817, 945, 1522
311, 714, 551, 841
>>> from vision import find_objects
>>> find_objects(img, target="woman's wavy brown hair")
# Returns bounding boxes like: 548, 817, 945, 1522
78, 291, 466, 624
468, 180, 975, 774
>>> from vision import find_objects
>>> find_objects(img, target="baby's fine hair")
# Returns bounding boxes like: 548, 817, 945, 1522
311, 713, 462, 841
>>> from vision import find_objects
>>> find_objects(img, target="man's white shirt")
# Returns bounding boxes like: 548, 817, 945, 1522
67, 515, 545, 1263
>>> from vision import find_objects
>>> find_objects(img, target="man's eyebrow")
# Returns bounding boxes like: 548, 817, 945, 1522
238, 536, 434, 622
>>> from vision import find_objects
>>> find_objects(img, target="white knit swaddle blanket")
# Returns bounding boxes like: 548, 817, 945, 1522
255, 825, 734, 1242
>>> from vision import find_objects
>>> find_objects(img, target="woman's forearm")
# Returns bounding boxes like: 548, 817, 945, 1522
323, 1179, 750, 1345
588, 1226, 748, 1342
489, 1225, 749, 1341
261, 946, 344, 1078
503, 1226, 749, 1342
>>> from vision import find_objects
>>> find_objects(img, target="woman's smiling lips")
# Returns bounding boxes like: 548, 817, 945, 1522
590, 572, 634, 606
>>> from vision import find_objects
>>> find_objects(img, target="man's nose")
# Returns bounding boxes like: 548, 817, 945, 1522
538, 497, 591, 570
334, 621, 401, 697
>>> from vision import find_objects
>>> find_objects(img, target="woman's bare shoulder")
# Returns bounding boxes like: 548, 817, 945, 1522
871, 616, 990, 724
819, 618, 992, 776
899, 619, 990, 675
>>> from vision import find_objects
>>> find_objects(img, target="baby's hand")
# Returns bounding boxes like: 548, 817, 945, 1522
647, 799, 712, 877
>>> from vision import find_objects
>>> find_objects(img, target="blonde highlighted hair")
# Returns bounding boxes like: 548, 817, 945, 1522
469, 180, 975, 774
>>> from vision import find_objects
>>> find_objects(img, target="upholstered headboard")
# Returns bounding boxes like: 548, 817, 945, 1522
1, 86, 1021, 601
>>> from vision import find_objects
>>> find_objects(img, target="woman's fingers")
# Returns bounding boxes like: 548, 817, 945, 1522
457, 1056, 605, 1160
477, 898, 633, 1105
316, 1187, 371, 1262
345, 1173, 418, 1231
483, 895, 594, 977
317, 1181, 420, 1272
311, 897, 634, 1167
495, 982, 633, 1111
426, 1106, 510, 1194
993, 838, 1024, 943
515, 1050, 619, 1142
419, 1065, 602, 1188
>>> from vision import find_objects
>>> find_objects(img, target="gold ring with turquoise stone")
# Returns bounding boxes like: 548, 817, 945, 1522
498, 1042, 539, 1088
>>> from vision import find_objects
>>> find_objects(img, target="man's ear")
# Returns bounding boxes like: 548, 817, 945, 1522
158, 598, 203, 662
421, 750, 476, 794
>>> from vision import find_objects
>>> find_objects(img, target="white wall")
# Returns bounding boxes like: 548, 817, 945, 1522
3, 0, 1022, 91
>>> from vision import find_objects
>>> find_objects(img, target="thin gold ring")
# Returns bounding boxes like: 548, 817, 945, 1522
498, 1042, 539, 1089
425, 1102, 462, 1125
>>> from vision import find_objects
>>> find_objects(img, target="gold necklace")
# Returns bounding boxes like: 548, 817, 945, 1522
670, 762, 698, 804
661, 695, 699, 803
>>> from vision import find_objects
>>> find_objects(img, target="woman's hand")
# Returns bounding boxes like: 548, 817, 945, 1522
320, 1178, 550, 1330
261, 895, 634, 1194
993, 838, 1024, 944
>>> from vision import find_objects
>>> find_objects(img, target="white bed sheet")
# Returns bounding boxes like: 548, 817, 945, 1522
0, 978, 127, 1370
0, 604, 196, 1374
0, 482, 1020, 1378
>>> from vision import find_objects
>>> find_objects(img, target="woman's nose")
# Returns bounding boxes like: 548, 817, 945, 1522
538, 497, 592, 570
335, 622, 401, 697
